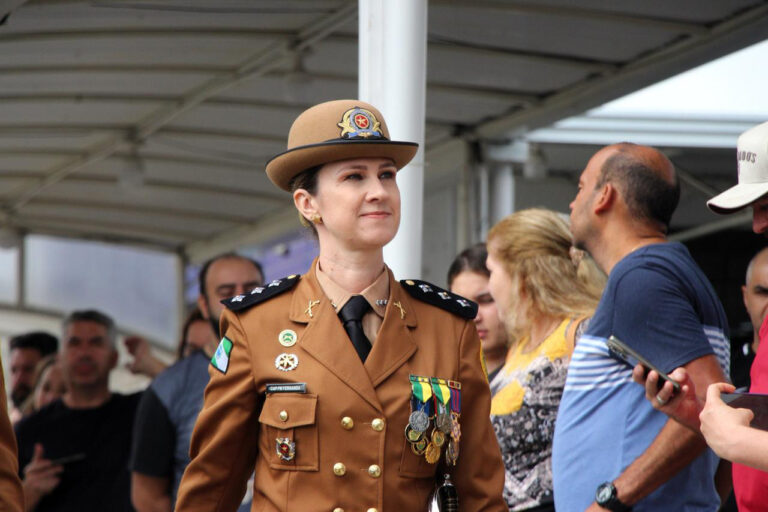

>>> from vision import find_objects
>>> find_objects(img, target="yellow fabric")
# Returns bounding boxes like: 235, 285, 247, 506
490, 317, 573, 416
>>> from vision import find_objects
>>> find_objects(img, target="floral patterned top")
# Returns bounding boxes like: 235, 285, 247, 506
489, 316, 586, 511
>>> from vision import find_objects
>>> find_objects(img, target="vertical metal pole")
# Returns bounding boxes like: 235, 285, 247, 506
359, 0, 427, 279
491, 163, 515, 225
16, 234, 25, 308
478, 163, 490, 239
176, 250, 188, 345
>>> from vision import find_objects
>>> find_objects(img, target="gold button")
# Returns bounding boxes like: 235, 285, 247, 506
279, 410, 288, 422
367, 464, 381, 478
333, 462, 346, 476
341, 416, 354, 430
371, 418, 384, 431
333, 509, 344, 512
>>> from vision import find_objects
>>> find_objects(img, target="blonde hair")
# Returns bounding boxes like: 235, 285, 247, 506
487, 208, 604, 339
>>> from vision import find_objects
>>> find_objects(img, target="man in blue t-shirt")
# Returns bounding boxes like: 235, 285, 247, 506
553, 143, 730, 511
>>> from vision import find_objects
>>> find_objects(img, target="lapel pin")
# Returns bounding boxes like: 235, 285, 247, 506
392, 301, 406, 319
305, 299, 320, 318
275, 353, 299, 372
278, 329, 297, 347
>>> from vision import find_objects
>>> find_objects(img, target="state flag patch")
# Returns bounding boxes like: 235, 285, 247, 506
211, 336, 233, 374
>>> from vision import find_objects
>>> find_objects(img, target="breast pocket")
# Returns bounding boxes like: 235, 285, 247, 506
399, 437, 439, 479
259, 393, 319, 471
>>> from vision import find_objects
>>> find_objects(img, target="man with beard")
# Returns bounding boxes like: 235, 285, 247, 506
130, 253, 263, 512
8, 332, 58, 423
552, 143, 729, 511
15, 310, 141, 511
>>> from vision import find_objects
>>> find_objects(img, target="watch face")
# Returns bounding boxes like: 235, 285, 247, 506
596, 483, 613, 502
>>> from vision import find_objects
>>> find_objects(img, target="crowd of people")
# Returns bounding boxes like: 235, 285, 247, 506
0, 101, 766, 512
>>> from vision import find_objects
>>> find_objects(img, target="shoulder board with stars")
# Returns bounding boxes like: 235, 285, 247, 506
400, 279, 478, 320
221, 274, 301, 312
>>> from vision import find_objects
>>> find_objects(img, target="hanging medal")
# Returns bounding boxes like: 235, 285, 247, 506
409, 375, 433, 433
447, 379, 462, 466
431, 377, 453, 435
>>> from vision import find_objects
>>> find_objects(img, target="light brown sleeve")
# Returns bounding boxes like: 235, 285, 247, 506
174, 310, 260, 512
0, 354, 24, 512
452, 320, 507, 511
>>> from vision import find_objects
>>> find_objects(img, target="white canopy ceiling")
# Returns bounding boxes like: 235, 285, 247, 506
0, 0, 766, 259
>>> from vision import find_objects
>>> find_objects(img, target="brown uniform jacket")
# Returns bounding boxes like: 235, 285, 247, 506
175, 266, 505, 512
0, 354, 24, 512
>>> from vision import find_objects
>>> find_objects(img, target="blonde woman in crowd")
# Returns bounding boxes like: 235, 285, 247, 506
20, 356, 67, 417
486, 208, 605, 511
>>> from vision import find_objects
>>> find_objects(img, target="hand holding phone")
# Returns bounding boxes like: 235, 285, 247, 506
607, 335, 681, 393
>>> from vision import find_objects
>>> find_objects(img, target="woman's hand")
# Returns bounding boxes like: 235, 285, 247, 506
699, 382, 749, 461
631, 365, 702, 431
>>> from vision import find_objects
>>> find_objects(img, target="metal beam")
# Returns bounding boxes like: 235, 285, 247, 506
184, 206, 300, 264
428, 37, 619, 72
5, 2, 357, 213
0, 174, 286, 203
14, 220, 186, 252
0, 148, 260, 171
472, 3, 768, 139
673, 165, 720, 198
0, 124, 288, 143
0, 0, 27, 17
670, 211, 752, 242
432, 0, 710, 36
0, 27, 297, 42
25, 197, 261, 224
14, 212, 206, 239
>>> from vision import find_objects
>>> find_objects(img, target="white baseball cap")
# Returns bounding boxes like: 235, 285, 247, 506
708, 120, 768, 214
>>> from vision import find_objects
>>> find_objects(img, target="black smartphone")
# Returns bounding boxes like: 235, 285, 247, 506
48, 453, 86, 465
606, 335, 681, 393
721, 393, 768, 431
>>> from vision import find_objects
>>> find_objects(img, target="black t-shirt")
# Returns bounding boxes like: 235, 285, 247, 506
15, 392, 142, 512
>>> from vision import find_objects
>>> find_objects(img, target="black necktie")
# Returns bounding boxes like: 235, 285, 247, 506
339, 295, 371, 362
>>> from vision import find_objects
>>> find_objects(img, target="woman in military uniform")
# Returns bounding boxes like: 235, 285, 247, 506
175, 100, 506, 512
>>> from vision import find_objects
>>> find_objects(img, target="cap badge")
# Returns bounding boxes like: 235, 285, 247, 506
338, 107, 383, 140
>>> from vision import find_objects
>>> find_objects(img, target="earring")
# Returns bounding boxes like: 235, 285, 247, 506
311, 214, 323, 225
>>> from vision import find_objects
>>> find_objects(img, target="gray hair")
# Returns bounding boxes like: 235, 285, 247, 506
62, 309, 117, 348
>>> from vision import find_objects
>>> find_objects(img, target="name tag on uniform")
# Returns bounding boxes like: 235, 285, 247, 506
266, 382, 307, 394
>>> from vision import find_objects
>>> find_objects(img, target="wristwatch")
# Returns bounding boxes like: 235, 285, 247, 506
595, 482, 632, 512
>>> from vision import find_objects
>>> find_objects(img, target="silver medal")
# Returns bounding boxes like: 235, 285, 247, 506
409, 410, 429, 433
436, 411, 452, 434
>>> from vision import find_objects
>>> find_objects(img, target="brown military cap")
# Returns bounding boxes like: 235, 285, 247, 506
266, 99, 419, 191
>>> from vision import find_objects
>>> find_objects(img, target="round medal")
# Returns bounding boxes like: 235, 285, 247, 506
408, 410, 429, 433
405, 425, 423, 443
436, 412, 452, 434
424, 442, 441, 464
431, 429, 446, 448
411, 438, 427, 455
447, 438, 459, 465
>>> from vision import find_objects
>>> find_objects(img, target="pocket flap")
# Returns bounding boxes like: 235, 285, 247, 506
259, 393, 317, 429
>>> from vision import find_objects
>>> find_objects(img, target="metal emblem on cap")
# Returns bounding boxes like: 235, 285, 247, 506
278, 329, 297, 347
276, 437, 296, 461
337, 107, 383, 140
275, 353, 299, 372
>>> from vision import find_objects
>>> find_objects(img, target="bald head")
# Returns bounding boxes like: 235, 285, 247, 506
746, 247, 768, 285
743, 247, 768, 342
596, 143, 680, 232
